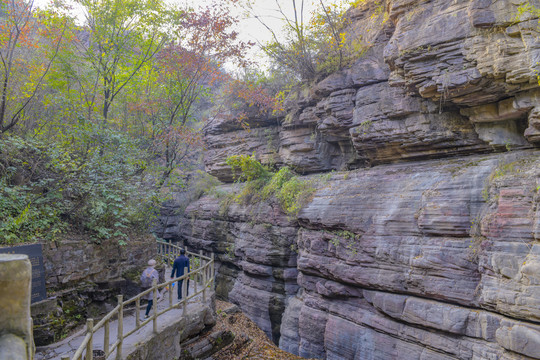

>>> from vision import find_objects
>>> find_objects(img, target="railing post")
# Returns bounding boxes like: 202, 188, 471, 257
183, 267, 188, 316
152, 278, 158, 334
104, 319, 110, 357
169, 280, 173, 308
168, 240, 172, 265
116, 295, 123, 360
201, 250, 207, 302
85, 319, 94, 360
135, 297, 140, 328
211, 253, 215, 289
194, 251, 200, 294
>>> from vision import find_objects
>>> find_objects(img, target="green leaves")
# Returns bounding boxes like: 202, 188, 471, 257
226, 153, 271, 182
224, 154, 316, 217
0, 125, 165, 245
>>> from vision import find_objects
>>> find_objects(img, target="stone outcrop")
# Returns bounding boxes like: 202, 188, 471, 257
181, 194, 299, 344
204, 0, 540, 182
32, 236, 155, 345
159, 0, 540, 359
0, 254, 33, 360
205, 115, 282, 182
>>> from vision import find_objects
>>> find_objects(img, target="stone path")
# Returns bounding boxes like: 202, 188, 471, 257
35, 268, 201, 360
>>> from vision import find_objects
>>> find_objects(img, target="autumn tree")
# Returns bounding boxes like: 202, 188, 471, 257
245, 0, 368, 82
123, 2, 255, 185
156, 3, 253, 125
0, 0, 65, 134
73, 0, 170, 123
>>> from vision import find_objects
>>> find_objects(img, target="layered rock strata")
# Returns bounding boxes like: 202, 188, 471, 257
184, 152, 540, 359
166, 0, 540, 359
205, 0, 540, 183
181, 193, 299, 344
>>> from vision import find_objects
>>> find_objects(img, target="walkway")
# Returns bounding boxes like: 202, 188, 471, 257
35, 268, 202, 360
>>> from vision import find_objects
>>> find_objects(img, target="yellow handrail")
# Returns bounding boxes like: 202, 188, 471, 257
66, 240, 215, 360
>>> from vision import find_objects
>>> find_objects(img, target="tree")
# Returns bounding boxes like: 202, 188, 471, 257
0, 0, 65, 134
250, 0, 317, 81
157, 3, 253, 127
74, 0, 169, 123
125, 2, 255, 185
245, 0, 369, 82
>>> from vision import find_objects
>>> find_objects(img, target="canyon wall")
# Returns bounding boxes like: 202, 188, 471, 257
167, 0, 540, 359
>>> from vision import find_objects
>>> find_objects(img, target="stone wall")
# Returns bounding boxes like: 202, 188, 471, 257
42, 236, 155, 289
160, 0, 540, 359
0, 254, 33, 360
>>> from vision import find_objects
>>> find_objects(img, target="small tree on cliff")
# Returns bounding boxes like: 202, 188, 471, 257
244, 0, 371, 83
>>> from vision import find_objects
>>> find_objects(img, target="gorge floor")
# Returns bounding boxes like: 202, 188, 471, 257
210, 300, 312, 360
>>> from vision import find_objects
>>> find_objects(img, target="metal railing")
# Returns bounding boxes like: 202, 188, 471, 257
63, 240, 215, 360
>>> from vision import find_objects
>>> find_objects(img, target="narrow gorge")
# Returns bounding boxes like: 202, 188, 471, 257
157, 0, 540, 358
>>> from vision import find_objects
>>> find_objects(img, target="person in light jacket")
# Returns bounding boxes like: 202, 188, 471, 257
171, 249, 190, 300
141, 259, 159, 318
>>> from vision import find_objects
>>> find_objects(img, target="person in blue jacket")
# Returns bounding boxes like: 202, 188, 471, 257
171, 249, 190, 300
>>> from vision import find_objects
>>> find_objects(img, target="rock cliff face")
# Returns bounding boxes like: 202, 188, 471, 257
171, 0, 540, 359
32, 236, 155, 345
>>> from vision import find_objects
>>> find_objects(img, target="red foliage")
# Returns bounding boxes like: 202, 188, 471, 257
0, 0, 66, 133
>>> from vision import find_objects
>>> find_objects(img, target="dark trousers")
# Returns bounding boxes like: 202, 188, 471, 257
145, 299, 153, 316
177, 279, 189, 299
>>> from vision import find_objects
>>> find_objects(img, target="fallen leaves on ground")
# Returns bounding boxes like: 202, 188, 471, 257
212, 300, 312, 360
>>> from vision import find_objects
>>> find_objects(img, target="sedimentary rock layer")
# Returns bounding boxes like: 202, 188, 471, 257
166, 0, 540, 359
184, 151, 540, 359
204, 0, 540, 183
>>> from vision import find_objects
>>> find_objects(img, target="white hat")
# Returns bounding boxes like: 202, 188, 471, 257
148, 259, 156, 266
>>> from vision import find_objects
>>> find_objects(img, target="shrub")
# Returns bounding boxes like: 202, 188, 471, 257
261, 166, 295, 199
226, 153, 270, 182
0, 126, 165, 245
0, 136, 69, 244
274, 175, 316, 216
224, 154, 318, 217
